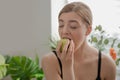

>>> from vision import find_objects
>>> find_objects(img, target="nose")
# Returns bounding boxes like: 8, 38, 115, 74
62, 25, 70, 35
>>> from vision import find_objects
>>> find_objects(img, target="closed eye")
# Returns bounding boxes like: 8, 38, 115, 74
59, 25, 64, 28
70, 26, 77, 29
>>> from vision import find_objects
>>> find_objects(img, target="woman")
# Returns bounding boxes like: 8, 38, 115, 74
41, 2, 116, 80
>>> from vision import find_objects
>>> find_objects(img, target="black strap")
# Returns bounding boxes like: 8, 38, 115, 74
53, 51, 63, 78
96, 50, 101, 80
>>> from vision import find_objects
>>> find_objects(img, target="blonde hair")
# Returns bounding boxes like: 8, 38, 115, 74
58, 2, 93, 26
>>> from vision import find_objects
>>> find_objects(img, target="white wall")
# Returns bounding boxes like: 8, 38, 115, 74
0, 0, 51, 61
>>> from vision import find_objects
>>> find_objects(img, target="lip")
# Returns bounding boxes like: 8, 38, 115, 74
62, 37, 71, 40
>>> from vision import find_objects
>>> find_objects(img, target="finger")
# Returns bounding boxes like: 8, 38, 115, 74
71, 40, 74, 56
67, 40, 74, 58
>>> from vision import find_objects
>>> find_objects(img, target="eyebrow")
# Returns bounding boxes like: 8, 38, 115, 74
69, 20, 78, 23
59, 19, 78, 23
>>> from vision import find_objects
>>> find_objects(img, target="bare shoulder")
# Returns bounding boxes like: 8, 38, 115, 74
101, 53, 116, 69
41, 51, 57, 69
41, 51, 61, 79
101, 53, 116, 80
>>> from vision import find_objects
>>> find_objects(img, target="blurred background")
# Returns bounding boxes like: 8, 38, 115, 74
0, 0, 120, 67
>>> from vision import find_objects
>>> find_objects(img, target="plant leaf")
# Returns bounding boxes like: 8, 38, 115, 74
0, 54, 7, 79
7, 56, 40, 80
92, 37, 98, 43
117, 43, 120, 48
104, 39, 109, 45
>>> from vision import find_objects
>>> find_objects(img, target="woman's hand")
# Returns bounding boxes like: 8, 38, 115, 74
56, 39, 75, 80
56, 39, 74, 66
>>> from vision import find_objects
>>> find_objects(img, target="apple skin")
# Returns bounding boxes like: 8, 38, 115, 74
60, 39, 67, 52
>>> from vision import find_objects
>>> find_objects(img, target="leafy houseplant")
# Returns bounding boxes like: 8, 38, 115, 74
88, 25, 120, 66
0, 54, 7, 79
0, 54, 44, 80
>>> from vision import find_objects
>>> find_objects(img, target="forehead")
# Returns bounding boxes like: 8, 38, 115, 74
59, 12, 82, 23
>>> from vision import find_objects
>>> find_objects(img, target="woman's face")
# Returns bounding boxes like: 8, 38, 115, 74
58, 12, 90, 50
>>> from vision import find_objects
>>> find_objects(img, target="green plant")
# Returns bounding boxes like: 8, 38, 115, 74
88, 25, 109, 51
0, 54, 7, 79
4, 55, 44, 80
0, 50, 45, 80
88, 25, 120, 66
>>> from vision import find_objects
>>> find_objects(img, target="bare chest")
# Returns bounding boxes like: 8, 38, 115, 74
74, 61, 99, 80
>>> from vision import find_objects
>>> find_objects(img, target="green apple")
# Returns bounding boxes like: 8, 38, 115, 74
60, 39, 67, 52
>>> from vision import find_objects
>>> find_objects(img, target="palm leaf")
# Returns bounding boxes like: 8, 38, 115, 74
7, 56, 40, 80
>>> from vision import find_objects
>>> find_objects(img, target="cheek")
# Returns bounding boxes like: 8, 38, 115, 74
72, 32, 86, 47
58, 29, 62, 38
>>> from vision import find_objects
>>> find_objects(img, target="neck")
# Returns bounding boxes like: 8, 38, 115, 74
74, 40, 92, 62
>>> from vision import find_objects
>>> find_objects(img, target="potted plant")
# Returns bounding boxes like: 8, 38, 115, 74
0, 54, 44, 80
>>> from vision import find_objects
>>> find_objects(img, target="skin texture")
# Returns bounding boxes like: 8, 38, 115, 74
41, 12, 116, 80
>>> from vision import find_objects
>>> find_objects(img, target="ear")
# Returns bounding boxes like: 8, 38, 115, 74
86, 25, 92, 36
